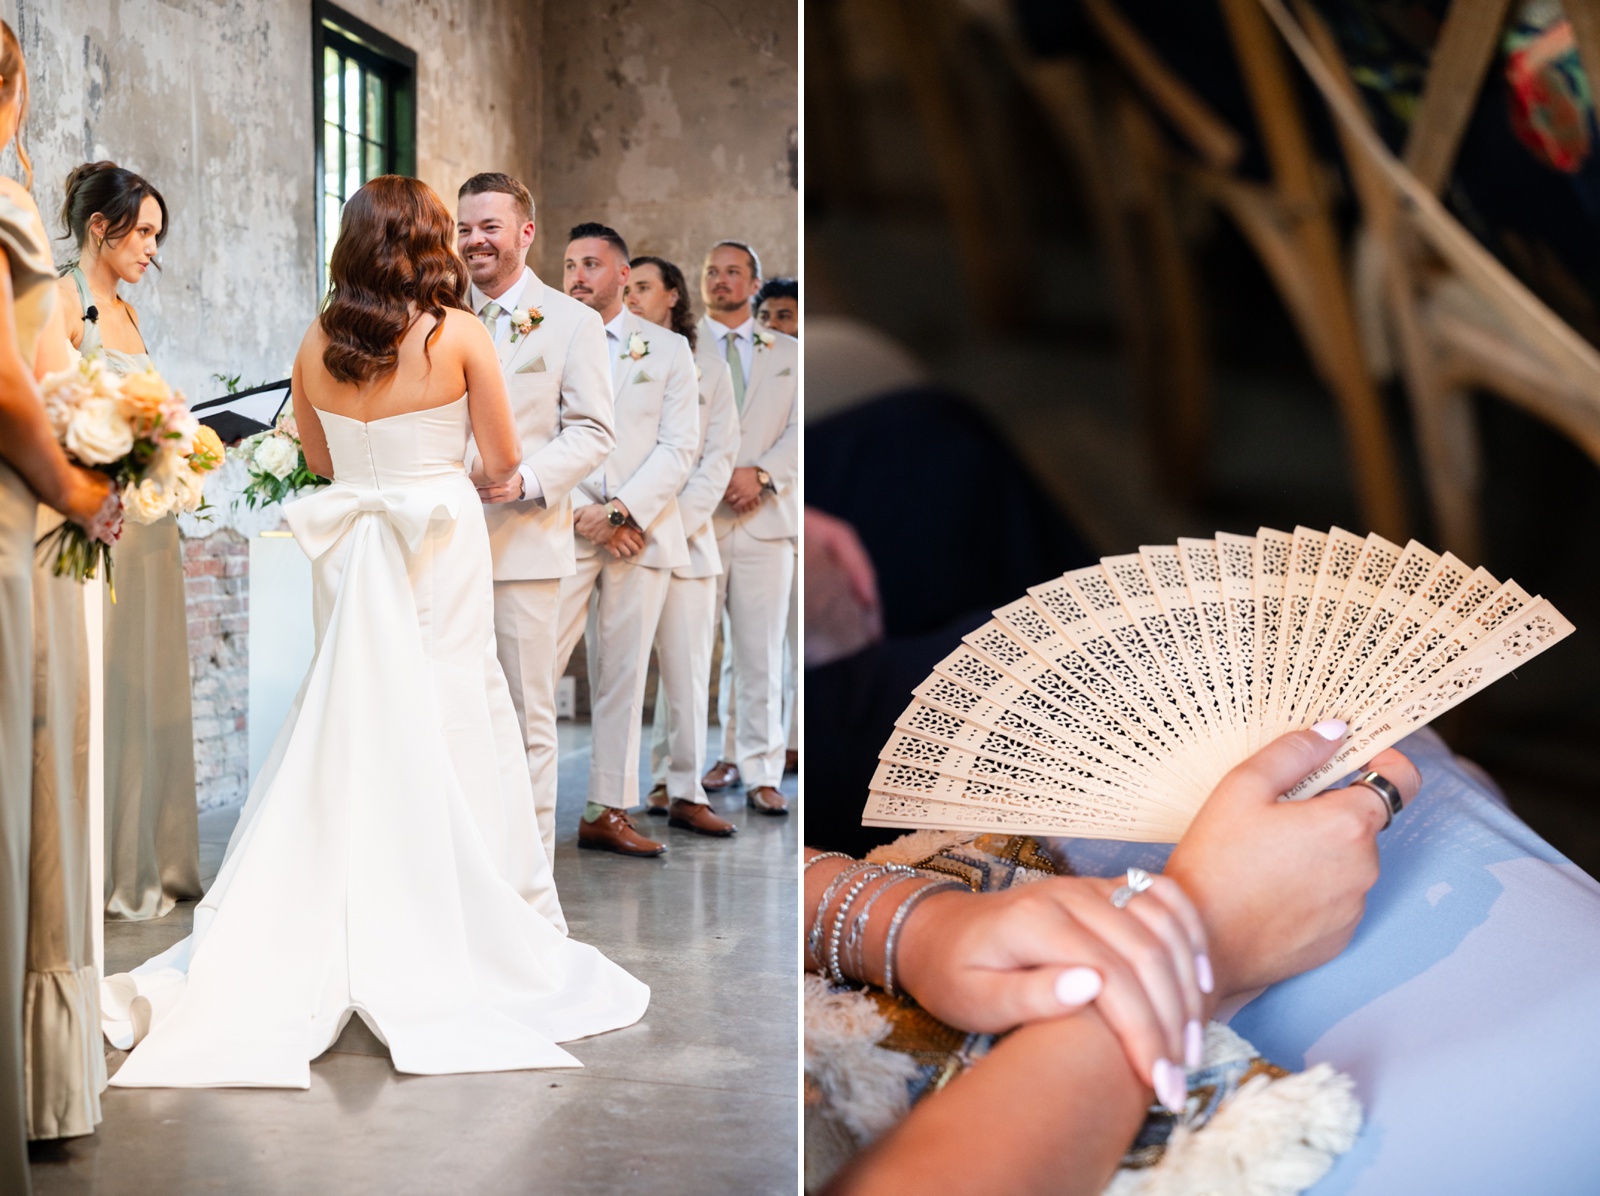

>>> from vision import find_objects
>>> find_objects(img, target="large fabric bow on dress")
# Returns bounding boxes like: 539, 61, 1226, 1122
285, 480, 464, 559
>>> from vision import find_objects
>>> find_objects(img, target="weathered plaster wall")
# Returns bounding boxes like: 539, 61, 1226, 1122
538, 0, 798, 296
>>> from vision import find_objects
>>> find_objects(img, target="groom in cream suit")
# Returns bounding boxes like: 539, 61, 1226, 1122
557, 223, 698, 857
457, 173, 616, 890
699, 241, 798, 815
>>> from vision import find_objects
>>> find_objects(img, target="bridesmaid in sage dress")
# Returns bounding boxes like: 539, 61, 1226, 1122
0, 22, 117, 1184
56, 163, 202, 922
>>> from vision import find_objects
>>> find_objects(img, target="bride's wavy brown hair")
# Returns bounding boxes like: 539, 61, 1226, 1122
320, 176, 468, 384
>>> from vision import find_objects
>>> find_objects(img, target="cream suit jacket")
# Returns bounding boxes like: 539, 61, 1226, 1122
676, 345, 740, 579
471, 272, 616, 582
575, 310, 698, 571
702, 317, 798, 541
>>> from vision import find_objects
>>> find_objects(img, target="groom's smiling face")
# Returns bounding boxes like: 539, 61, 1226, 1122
456, 191, 534, 295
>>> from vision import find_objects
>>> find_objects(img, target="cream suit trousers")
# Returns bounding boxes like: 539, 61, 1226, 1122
557, 553, 671, 810
648, 574, 718, 804
492, 578, 565, 873
715, 525, 796, 790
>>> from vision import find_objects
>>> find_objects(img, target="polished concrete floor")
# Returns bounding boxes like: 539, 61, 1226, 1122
30, 723, 798, 1195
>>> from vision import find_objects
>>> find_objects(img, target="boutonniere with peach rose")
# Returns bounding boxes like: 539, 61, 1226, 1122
510, 306, 543, 342
753, 327, 777, 351
621, 331, 650, 361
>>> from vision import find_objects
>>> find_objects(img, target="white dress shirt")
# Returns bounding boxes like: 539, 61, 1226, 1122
603, 307, 630, 392
469, 267, 543, 503
707, 316, 754, 389
474, 267, 533, 349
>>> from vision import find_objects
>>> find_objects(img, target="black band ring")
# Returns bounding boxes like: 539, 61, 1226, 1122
1352, 771, 1405, 832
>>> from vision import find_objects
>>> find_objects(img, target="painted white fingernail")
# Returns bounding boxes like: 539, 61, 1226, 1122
1185, 1020, 1204, 1069
1054, 967, 1102, 1007
1311, 719, 1348, 741
1195, 953, 1214, 994
1152, 1058, 1186, 1113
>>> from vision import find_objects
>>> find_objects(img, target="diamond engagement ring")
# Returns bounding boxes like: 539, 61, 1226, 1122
1110, 867, 1155, 909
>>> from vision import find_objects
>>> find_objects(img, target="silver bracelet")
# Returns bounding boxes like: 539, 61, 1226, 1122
808, 860, 875, 967
804, 851, 852, 873
843, 870, 922, 984
882, 880, 966, 998
827, 866, 893, 986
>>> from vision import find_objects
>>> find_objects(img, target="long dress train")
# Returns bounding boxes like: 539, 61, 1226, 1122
101, 396, 648, 1088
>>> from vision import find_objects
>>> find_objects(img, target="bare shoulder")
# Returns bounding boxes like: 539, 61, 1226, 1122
55, 274, 82, 313
0, 177, 40, 216
438, 306, 492, 353
297, 316, 329, 359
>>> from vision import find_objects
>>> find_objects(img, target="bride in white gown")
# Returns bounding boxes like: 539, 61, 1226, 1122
101, 176, 648, 1088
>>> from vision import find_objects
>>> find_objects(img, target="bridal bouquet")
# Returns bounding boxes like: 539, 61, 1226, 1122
37, 355, 222, 593
233, 409, 327, 509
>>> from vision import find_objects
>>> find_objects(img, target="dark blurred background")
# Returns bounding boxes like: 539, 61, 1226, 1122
805, 0, 1600, 876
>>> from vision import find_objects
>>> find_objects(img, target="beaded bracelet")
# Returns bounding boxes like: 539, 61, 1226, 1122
807, 861, 877, 967
842, 870, 922, 984
804, 851, 852, 874
882, 879, 967, 998
826, 865, 898, 985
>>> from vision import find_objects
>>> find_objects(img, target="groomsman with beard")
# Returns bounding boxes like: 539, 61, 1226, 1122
457, 173, 614, 913
625, 255, 741, 835
558, 224, 699, 856
698, 242, 798, 815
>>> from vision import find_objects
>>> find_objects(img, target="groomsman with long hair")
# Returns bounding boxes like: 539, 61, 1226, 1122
627, 255, 740, 835
457, 172, 615, 895
557, 224, 698, 856
698, 241, 798, 814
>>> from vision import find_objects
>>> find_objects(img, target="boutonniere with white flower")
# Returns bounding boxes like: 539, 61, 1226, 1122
622, 331, 650, 361
510, 306, 543, 342
753, 327, 777, 351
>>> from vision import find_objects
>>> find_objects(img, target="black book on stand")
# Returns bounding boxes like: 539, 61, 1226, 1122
191, 379, 292, 444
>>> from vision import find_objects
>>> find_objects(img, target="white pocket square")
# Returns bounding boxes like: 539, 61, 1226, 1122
516, 356, 548, 374
777, 367, 792, 377
633, 370, 653, 385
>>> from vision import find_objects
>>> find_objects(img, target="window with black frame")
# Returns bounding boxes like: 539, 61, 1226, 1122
313, 1, 417, 294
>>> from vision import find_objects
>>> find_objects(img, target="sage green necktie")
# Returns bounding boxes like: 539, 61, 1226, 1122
726, 331, 746, 410
479, 300, 502, 339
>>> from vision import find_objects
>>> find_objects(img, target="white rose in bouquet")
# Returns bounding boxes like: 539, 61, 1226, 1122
169, 465, 205, 514
123, 477, 174, 525
253, 433, 299, 480
65, 396, 135, 465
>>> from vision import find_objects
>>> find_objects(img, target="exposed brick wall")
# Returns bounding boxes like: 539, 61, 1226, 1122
183, 531, 250, 811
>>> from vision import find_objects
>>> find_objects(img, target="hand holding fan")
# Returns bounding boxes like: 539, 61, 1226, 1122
863, 527, 1573, 841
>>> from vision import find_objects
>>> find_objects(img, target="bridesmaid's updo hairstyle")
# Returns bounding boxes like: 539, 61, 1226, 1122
629, 255, 697, 351
320, 175, 468, 385
0, 21, 31, 187
59, 161, 170, 256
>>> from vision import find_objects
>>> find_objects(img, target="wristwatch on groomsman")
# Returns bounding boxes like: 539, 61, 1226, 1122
756, 469, 774, 493
606, 502, 628, 527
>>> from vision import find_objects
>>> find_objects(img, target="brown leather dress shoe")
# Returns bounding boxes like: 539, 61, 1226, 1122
578, 808, 667, 856
745, 785, 788, 816
668, 799, 737, 837
785, 749, 799, 774
644, 784, 670, 816
702, 760, 741, 790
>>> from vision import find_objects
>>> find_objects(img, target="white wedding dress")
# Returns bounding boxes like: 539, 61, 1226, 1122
101, 396, 649, 1088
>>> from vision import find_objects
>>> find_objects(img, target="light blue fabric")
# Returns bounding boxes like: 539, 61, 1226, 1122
1053, 729, 1600, 1195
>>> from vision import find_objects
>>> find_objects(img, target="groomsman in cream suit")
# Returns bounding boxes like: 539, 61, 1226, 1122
457, 173, 615, 903
557, 223, 698, 856
698, 241, 798, 815
623, 255, 741, 836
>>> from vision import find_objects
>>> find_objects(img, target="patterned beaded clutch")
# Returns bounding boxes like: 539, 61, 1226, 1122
863, 526, 1573, 840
